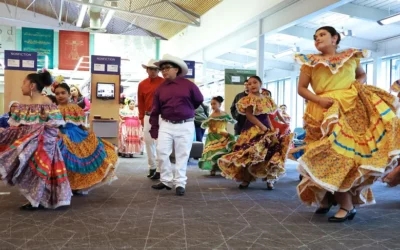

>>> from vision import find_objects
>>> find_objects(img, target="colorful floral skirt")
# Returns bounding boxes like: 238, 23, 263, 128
198, 132, 235, 171
0, 124, 72, 208
58, 123, 118, 191
118, 117, 143, 154
298, 82, 400, 206
218, 124, 292, 183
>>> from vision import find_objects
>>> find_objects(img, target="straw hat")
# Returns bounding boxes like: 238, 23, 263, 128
141, 59, 159, 69
155, 54, 188, 77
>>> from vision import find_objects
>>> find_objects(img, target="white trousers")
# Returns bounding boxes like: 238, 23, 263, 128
144, 115, 159, 171
157, 120, 194, 188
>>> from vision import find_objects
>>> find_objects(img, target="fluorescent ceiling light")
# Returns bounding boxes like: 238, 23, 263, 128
101, 10, 115, 29
76, 4, 88, 27
272, 47, 300, 59
244, 62, 256, 68
378, 13, 400, 25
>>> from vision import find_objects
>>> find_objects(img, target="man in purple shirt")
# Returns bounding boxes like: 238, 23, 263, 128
150, 54, 204, 196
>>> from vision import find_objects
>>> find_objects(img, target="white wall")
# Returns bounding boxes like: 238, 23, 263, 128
161, 0, 284, 58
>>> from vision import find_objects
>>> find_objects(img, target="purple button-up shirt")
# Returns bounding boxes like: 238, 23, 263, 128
149, 76, 204, 138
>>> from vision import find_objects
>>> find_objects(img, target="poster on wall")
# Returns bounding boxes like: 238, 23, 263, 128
59, 30, 89, 70
0, 25, 16, 53
224, 69, 256, 85
21, 27, 54, 69
91, 55, 121, 75
184, 60, 195, 79
4, 50, 37, 71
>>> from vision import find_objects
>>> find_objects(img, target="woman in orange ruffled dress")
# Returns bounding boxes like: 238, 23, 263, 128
54, 83, 118, 195
295, 26, 400, 222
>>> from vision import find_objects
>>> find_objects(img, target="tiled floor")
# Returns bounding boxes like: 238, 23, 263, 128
1, 157, 400, 250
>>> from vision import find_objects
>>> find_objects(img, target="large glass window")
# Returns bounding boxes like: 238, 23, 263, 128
392, 57, 400, 84
361, 61, 374, 85
267, 81, 278, 102
380, 56, 400, 92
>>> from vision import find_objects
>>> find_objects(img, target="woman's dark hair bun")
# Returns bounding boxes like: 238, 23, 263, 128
212, 96, 224, 103
38, 71, 53, 87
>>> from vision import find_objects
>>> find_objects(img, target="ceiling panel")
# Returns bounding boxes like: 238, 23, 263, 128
2, 0, 221, 39
352, 0, 400, 13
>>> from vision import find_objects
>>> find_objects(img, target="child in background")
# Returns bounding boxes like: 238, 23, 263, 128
198, 96, 236, 176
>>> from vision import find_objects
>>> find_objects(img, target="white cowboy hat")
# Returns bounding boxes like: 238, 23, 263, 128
155, 54, 188, 77
141, 59, 159, 69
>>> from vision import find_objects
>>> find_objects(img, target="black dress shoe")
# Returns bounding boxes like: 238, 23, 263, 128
315, 193, 337, 214
328, 207, 356, 222
150, 172, 160, 180
176, 187, 185, 196
239, 182, 250, 189
152, 182, 171, 190
147, 169, 156, 178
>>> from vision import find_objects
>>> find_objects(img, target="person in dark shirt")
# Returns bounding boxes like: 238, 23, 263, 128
230, 80, 249, 135
194, 103, 209, 142
150, 54, 204, 196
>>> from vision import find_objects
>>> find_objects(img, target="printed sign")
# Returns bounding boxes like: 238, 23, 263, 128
21, 27, 54, 69
0, 25, 16, 52
4, 50, 37, 71
59, 30, 89, 70
91, 55, 121, 75
225, 69, 256, 85
184, 60, 195, 79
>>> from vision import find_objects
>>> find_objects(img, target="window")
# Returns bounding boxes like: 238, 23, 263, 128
361, 61, 374, 85
380, 56, 400, 92
392, 57, 400, 84
267, 81, 278, 102
277, 79, 285, 106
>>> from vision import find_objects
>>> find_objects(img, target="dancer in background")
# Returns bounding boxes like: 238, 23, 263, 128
199, 96, 236, 176
231, 80, 249, 136
383, 79, 400, 187
261, 89, 290, 136
295, 26, 400, 222
119, 99, 143, 157
0, 71, 72, 210
54, 83, 118, 195
279, 105, 291, 124
138, 59, 164, 179
218, 76, 292, 190
70, 84, 90, 112
0, 101, 19, 129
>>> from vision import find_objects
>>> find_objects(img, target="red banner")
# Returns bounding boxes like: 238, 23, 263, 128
58, 30, 89, 70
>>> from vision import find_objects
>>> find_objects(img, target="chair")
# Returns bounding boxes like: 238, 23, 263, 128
170, 141, 204, 163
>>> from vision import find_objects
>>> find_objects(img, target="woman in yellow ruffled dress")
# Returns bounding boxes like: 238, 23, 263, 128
54, 83, 118, 194
295, 26, 400, 222
218, 76, 292, 190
